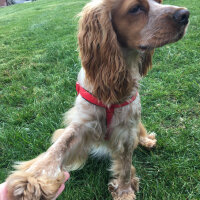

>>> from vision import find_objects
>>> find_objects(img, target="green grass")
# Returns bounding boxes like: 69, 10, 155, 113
0, 0, 199, 199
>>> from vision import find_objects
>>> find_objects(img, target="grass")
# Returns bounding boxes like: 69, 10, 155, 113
0, 0, 199, 199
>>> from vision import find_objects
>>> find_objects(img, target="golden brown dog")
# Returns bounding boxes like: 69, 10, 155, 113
6, 0, 189, 199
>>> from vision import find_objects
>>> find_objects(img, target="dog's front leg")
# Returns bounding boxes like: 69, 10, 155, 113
6, 124, 84, 200
108, 136, 139, 200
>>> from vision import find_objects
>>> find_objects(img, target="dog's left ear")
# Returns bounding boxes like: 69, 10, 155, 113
140, 50, 154, 76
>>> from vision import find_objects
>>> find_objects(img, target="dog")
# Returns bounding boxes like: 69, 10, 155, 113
6, 0, 189, 199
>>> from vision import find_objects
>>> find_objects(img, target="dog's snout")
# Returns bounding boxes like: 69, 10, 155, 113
173, 9, 190, 25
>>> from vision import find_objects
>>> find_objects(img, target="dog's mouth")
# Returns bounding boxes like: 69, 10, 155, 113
138, 24, 189, 51
138, 32, 186, 51
138, 45, 153, 51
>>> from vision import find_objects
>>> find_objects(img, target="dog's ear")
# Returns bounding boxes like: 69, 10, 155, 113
140, 50, 154, 76
78, 3, 133, 104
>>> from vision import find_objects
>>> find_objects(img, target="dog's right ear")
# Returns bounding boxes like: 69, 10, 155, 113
78, 2, 132, 104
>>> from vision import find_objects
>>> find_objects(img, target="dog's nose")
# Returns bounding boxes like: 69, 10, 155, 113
173, 9, 190, 25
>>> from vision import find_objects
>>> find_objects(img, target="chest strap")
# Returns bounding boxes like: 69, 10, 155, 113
76, 82, 138, 140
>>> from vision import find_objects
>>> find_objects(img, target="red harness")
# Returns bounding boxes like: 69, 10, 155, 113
76, 82, 138, 140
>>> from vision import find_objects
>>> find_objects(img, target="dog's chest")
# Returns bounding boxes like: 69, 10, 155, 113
111, 94, 141, 129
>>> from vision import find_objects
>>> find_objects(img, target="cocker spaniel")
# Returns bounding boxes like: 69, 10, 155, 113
6, 0, 189, 199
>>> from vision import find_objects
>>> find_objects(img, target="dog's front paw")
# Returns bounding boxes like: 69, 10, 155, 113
6, 171, 64, 200
6, 156, 65, 200
108, 179, 136, 200
139, 132, 157, 149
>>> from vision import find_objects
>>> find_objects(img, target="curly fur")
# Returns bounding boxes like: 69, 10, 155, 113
5, 0, 189, 199
78, 2, 136, 105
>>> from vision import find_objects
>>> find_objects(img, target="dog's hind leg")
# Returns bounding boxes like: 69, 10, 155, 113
138, 122, 157, 148
6, 123, 92, 200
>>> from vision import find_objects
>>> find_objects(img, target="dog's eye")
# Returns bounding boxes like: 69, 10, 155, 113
128, 5, 143, 14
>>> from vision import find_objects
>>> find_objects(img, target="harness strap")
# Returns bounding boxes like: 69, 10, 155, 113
76, 82, 138, 140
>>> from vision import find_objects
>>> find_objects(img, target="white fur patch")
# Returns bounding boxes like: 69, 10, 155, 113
90, 145, 110, 158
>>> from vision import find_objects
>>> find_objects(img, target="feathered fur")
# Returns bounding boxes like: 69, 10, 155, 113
5, 0, 189, 199
78, 2, 135, 104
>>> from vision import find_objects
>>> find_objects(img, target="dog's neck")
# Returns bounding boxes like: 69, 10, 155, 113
78, 48, 141, 105
121, 48, 141, 76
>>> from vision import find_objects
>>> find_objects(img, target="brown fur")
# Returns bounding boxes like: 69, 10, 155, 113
7, 171, 65, 200
5, 0, 189, 199
78, 2, 135, 104
140, 50, 154, 76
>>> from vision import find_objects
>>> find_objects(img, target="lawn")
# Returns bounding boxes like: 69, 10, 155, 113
0, 0, 199, 199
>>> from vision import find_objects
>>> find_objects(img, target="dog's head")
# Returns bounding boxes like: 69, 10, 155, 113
78, 0, 189, 104
112, 0, 189, 49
